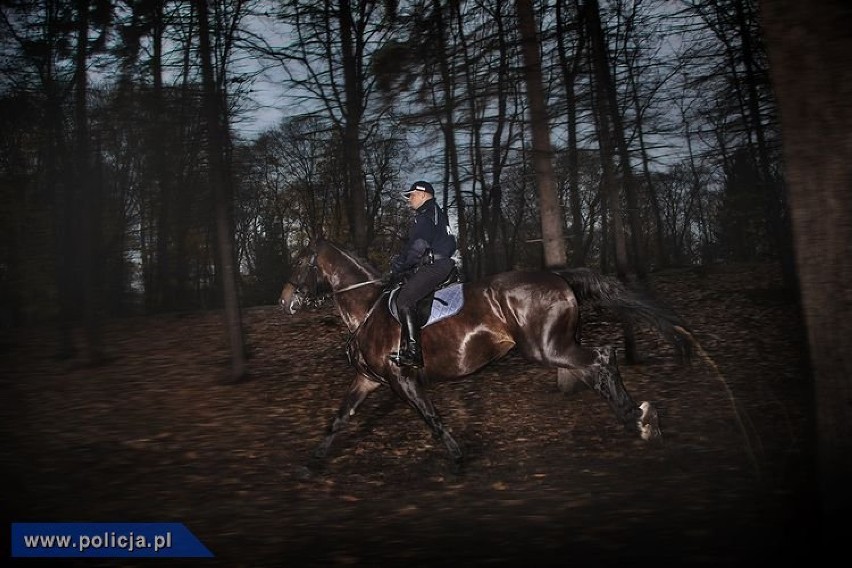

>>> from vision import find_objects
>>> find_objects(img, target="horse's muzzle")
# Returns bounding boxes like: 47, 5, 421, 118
279, 283, 302, 314
281, 297, 303, 315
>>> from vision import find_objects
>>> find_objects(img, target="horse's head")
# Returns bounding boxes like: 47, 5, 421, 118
280, 240, 383, 317
279, 246, 322, 314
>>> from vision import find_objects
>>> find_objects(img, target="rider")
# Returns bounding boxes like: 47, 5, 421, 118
387, 180, 457, 368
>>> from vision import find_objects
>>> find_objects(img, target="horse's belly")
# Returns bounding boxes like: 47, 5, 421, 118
425, 327, 514, 379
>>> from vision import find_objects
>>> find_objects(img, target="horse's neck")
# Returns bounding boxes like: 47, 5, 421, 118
321, 245, 381, 329
322, 246, 374, 290
333, 287, 383, 331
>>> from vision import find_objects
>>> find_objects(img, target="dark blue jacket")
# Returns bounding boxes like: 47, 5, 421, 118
391, 199, 457, 274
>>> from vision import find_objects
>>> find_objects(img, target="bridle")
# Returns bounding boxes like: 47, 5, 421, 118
281, 252, 321, 312
286, 252, 320, 295
284, 251, 384, 312
282, 246, 391, 383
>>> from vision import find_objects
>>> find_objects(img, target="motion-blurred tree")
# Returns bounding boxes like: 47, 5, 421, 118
760, 0, 852, 547
197, 0, 246, 381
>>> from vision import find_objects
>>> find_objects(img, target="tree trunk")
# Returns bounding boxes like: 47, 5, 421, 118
151, 0, 173, 311
585, 0, 645, 279
485, 3, 511, 274
517, 0, 572, 393
197, 0, 247, 382
439, 0, 470, 278
338, 0, 368, 255
515, 0, 567, 269
685, 121, 711, 264
555, 0, 586, 267
760, 0, 852, 547
451, 0, 488, 278
626, 49, 667, 268
585, 0, 638, 364
75, 0, 103, 365
41, 0, 76, 359
734, 0, 791, 276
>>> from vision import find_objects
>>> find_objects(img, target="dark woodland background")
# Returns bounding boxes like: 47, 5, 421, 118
0, 0, 792, 328
1, 0, 850, 565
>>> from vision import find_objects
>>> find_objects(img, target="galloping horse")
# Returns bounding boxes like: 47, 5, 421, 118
280, 240, 693, 467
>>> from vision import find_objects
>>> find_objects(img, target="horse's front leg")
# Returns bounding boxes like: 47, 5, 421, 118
389, 369, 464, 467
314, 373, 381, 459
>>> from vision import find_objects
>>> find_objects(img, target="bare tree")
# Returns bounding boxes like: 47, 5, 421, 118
584, 0, 645, 278
517, 0, 578, 395
336, 0, 368, 254
257, 0, 393, 254
425, 0, 470, 275
197, 0, 247, 381
515, 0, 567, 269
584, 0, 644, 363
678, 0, 788, 274
760, 0, 852, 546
1, 0, 76, 354
73, 0, 106, 364
554, 0, 586, 266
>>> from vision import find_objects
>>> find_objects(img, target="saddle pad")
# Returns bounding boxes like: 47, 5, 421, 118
389, 283, 465, 327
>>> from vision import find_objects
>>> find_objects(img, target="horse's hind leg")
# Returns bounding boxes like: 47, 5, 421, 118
314, 373, 381, 459
389, 370, 464, 467
582, 346, 661, 440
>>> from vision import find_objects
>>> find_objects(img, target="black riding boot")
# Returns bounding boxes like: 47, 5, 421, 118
390, 306, 423, 368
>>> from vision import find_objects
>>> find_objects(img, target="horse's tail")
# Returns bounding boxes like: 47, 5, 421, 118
553, 268, 694, 362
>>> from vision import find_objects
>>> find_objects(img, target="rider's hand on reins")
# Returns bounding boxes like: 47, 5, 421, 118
381, 271, 397, 287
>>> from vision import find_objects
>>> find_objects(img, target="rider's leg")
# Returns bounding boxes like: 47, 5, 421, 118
393, 304, 423, 367
389, 260, 453, 368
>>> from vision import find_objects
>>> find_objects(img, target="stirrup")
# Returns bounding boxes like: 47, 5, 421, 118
389, 350, 423, 368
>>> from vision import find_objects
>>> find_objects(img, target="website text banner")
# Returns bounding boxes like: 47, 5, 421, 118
10, 522, 213, 558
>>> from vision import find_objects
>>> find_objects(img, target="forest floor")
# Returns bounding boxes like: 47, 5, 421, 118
1, 262, 819, 567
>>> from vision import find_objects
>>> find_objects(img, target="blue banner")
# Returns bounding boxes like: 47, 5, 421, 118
10, 522, 213, 558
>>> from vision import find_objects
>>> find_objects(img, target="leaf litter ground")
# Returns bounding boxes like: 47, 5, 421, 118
1, 263, 816, 567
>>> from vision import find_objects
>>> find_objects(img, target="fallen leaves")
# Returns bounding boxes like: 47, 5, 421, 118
0, 262, 813, 567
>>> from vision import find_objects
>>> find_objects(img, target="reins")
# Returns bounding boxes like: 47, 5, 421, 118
341, 284, 391, 383
296, 244, 389, 381
298, 250, 381, 295
332, 277, 386, 360
333, 279, 382, 294
343, 288, 385, 351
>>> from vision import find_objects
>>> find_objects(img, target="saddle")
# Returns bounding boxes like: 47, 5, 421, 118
388, 266, 464, 328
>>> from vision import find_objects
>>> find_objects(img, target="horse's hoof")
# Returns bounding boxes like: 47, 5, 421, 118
638, 401, 661, 441
294, 465, 314, 480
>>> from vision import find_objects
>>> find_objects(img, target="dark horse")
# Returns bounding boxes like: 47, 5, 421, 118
280, 240, 693, 467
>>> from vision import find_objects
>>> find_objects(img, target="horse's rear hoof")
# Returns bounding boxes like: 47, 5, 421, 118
294, 465, 314, 480
313, 443, 330, 460
638, 401, 661, 440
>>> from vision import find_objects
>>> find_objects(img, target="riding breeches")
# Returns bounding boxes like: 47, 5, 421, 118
396, 258, 455, 310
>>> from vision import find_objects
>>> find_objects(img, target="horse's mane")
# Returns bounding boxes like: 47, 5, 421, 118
319, 240, 383, 278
